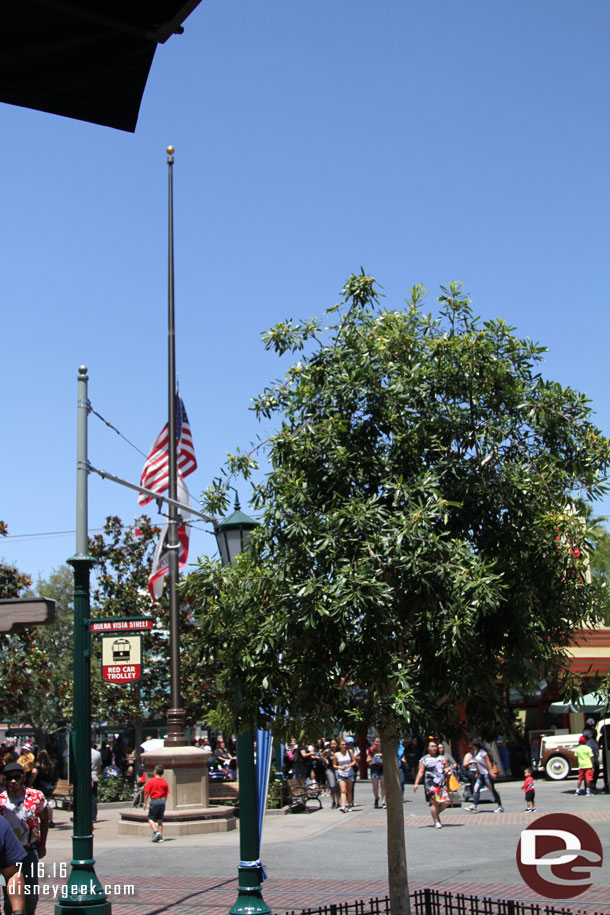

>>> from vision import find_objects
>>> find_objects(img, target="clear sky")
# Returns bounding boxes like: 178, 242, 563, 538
1, 1, 609, 584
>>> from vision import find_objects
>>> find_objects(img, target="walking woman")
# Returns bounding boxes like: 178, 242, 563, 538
366, 737, 385, 808
32, 749, 56, 827
466, 739, 503, 813
324, 739, 341, 808
413, 738, 451, 829
333, 739, 356, 812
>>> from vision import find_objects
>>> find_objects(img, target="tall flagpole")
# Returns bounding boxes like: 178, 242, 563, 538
165, 144, 187, 747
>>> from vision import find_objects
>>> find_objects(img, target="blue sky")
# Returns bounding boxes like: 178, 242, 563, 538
2, 1, 609, 584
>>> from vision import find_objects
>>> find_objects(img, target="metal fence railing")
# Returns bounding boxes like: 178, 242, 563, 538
279, 889, 608, 915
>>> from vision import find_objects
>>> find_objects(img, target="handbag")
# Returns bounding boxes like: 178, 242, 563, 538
490, 762, 499, 779
447, 773, 461, 793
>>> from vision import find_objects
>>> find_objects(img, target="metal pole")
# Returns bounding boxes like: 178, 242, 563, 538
215, 509, 270, 915
165, 145, 186, 747
230, 728, 271, 915
87, 464, 215, 523
55, 366, 110, 915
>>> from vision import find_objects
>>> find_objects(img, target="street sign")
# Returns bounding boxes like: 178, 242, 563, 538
0, 598, 56, 633
101, 633, 142, 684
90, 617, 153, 633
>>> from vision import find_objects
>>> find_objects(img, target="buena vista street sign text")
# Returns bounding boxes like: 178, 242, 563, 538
90, 617, 153, 632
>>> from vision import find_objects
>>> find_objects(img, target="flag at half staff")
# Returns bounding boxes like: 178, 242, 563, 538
138, 392, 197, 505
148, 474, 191, 602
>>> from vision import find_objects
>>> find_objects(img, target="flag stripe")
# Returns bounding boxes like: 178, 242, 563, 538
148, 474, 191, 602
148, 522, 189, 601
138, 394, 197, 506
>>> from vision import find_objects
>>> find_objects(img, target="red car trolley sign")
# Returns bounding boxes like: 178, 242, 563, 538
101, 633, 142, 684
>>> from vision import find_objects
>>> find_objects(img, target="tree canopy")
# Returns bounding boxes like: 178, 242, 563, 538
23, 565, 74, 746
163, 276, 610, 915
0, 522, 46, 722
186, 276, 610, 740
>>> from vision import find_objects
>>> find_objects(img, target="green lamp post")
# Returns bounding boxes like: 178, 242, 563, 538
55, 366, 110, 915
214, 497, 271, 915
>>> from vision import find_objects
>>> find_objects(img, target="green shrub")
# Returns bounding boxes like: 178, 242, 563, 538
97, 776, 132, 803
266, 779, 283, 809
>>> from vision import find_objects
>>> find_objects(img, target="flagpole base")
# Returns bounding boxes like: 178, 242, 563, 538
165, 707, 187, 747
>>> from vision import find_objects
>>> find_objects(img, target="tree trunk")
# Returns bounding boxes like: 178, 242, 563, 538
381, 725, 411, 915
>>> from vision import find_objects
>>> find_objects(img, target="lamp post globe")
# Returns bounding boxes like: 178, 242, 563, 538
214, 496, 258, 568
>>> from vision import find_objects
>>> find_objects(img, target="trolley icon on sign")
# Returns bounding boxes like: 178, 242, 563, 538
112, 638, 132, 662
101, 633, 142, 684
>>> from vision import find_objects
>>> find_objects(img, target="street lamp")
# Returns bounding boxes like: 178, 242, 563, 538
215, 494, 258, 566
55, 367, 109, 915
214, 497, 270, 915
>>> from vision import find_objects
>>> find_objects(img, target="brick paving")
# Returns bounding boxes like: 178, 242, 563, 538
36, 874, 610, 915
37, 788, 610, 915
346, 808, 610, 829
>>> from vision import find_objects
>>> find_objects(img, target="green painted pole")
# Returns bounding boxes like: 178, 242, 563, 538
55, 366, 110, 915
229, 728, 271, 915
214, 506, 269, 915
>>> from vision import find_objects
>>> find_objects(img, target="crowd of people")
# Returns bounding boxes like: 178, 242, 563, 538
282, 735, 429, 813
279, 732, 542, 829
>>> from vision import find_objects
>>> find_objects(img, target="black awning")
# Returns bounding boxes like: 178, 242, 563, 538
0, 1, 203, 132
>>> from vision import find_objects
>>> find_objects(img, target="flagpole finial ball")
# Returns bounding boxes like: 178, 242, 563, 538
167, 145, 175, 155
78, 365, 87, 375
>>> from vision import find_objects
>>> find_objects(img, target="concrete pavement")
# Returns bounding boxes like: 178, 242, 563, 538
38, 778, 610, 914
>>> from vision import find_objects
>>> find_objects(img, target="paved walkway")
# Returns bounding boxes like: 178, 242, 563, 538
38, 779, 610, 914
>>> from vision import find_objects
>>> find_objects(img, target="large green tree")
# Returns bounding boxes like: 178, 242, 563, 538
0, 521, 32, 599
1, 524, 73, 744
0, 522, 47, 723
184, 276, 610, 915
589, 516, 610, 623
22, 565, 74, 747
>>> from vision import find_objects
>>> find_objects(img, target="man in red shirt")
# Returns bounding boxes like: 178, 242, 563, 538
143, 765, 170, 843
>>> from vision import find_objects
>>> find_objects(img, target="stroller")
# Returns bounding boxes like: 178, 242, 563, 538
207, 758, 231, 782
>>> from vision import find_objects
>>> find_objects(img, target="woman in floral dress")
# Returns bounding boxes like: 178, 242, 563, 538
413, 738, 450, 829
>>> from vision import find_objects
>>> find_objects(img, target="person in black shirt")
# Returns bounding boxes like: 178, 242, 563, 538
0, 813, 27, 914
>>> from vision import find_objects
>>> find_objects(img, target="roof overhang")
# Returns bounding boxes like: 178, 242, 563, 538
0, 1, 204, 132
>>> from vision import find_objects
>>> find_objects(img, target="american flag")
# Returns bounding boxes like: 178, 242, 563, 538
148, 474, 191, 601
138, 392, 197, 506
